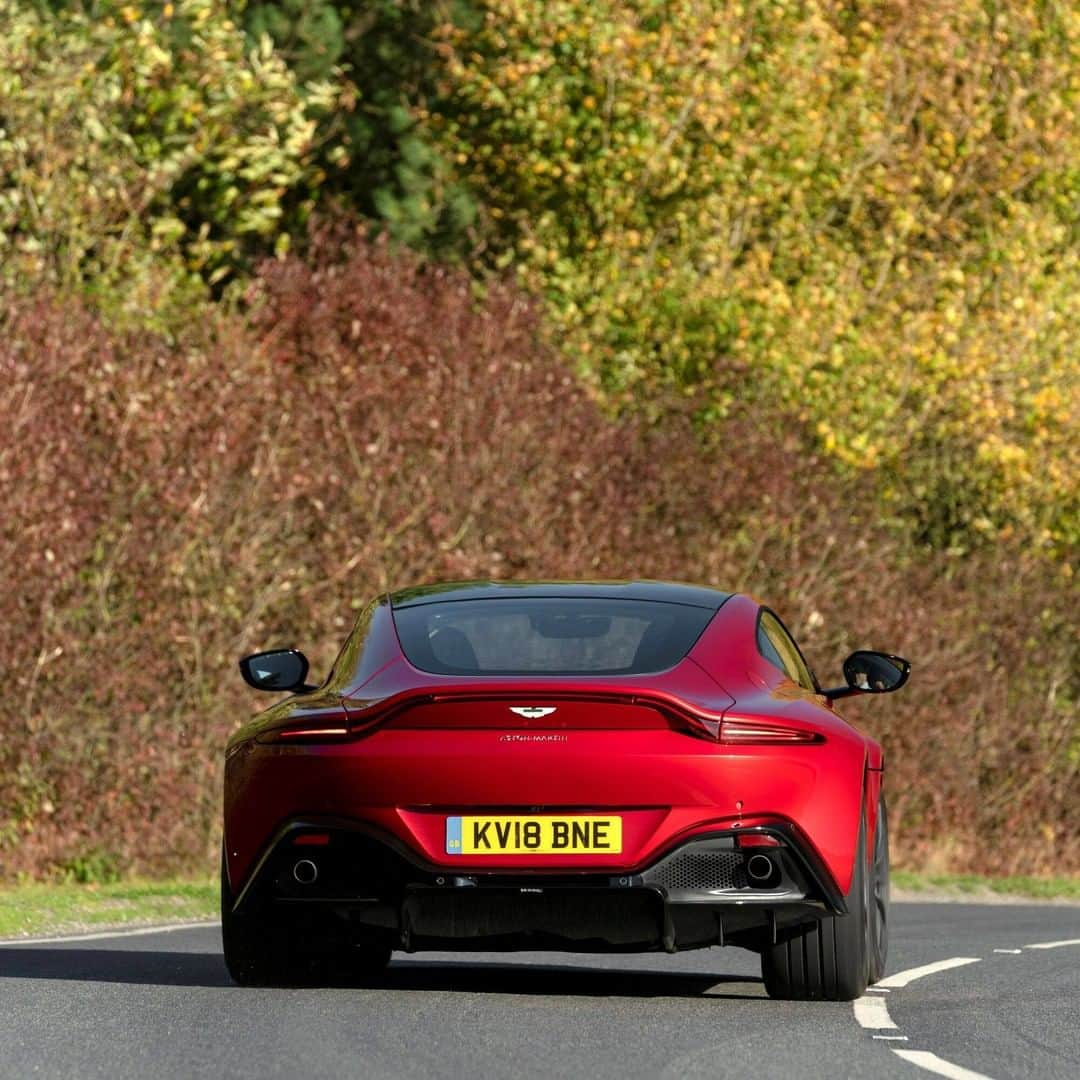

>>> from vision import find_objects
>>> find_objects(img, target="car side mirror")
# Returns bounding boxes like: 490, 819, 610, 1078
239, 649, 312, 693
822, 650, 910, 700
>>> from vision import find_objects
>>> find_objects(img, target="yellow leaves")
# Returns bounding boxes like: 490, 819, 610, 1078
1030, 386, 1065, 418
0, 0, 328, 331
428, 0, 1079, 552
816, 421, 837, 454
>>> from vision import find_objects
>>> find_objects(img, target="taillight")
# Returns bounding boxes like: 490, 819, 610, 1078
275, 726, 350, 740
260, 694, 424, 743
260, 710, 354, 744
720, 718, 823, 744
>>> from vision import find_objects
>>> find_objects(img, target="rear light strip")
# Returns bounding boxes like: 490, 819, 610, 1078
261, 695, 822, 746
719, 718, 823, 744
262, 699, 406, 743
275, 727, 350, 740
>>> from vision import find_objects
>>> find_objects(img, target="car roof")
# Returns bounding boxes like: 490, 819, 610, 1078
389, 580, 733, 610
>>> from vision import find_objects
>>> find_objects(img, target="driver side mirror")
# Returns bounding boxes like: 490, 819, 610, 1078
823, 650, 910, 700
239, 649, 313, 693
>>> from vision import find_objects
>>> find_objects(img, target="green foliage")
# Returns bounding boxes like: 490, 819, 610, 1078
239, 0, 478, 255
0, 878, 217, 937
430, 0, 1079, 553
59, 849, 122, 886
243, 0, 346, 84
0, 0, 334, 328
890, 870, 1080, 901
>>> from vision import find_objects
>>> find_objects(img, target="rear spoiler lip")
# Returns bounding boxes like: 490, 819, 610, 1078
255, 684, 831, 747
243, 685, 731, 741
347, 683, 732, 728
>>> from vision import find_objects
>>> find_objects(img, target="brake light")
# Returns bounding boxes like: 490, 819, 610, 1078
262, 695, 410, 743
261, 710, 354, 743
720, 719, 823, 744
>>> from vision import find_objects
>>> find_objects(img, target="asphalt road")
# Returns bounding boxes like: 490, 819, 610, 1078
1, 902, 1077, 1080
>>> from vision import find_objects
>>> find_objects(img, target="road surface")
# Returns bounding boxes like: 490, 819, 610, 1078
1, 901, 1077, 1079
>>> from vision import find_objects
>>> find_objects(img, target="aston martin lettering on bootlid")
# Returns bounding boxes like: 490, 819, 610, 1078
509, 706, 557, 718
499, 733, 568, 743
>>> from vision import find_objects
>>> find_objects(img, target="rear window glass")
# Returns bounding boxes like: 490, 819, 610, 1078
393, 598, 714, 676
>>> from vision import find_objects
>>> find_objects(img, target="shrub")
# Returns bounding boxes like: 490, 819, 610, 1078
430, 0, 1079, 553
1, 230, 1075, 880
0, 0, 334, 329
238, 0, 478, 255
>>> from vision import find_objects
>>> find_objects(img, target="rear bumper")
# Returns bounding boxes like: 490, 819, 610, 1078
229, 817, 845, 954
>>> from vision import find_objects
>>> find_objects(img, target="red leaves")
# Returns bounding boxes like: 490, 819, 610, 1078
0, 232, 1074, 880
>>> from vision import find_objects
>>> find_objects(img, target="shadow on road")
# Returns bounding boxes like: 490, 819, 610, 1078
0, 948, 764, 997
385, 960, 765, 999
0, 948, 233, 988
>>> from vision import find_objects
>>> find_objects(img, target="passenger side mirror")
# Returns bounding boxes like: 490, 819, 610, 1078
239, 649, 311, 693
822, 650, 910, 700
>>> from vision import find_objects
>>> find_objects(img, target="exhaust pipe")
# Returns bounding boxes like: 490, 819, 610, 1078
746, 854, 778, 887
292, 859, 319, 885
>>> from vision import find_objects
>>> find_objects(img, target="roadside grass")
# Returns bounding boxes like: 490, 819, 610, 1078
891, 870, 1080, 902
0, 879, 218, 939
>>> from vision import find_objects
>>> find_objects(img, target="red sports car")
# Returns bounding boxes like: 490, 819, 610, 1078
223, 581, 909, 999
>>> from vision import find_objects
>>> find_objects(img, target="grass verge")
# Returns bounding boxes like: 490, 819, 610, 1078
891, 870, 1080, 902
0, 879, 218, 939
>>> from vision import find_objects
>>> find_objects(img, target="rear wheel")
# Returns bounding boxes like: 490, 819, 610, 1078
220, 849, 391, 986
760, 817, 871, 1001
867, 796, 890, 985
221, 850, 290, 986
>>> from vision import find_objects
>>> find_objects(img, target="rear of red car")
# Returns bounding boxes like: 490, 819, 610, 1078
224, 584, 876, 982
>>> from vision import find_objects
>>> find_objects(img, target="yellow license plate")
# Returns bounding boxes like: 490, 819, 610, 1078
445, 815, 622, 855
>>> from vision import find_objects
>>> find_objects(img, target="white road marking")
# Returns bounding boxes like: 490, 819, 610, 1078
992, 948, 1021, 954
867, 986, 891, 992
854, 994, 898, 1029
876, 957, 980, 988
0, 920, 220, 947
1023, 938, 1080, 950
856, 957, 998, 1079
892, 1049, 995, 1080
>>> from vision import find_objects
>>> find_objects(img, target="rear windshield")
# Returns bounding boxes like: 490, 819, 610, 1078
393, 598, 714, 676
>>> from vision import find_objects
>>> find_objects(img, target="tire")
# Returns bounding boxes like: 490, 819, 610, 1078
221, 849, 391, 987
221, 849, 288, 987
761, 816, 871, 1001
867, 795, 890, 985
